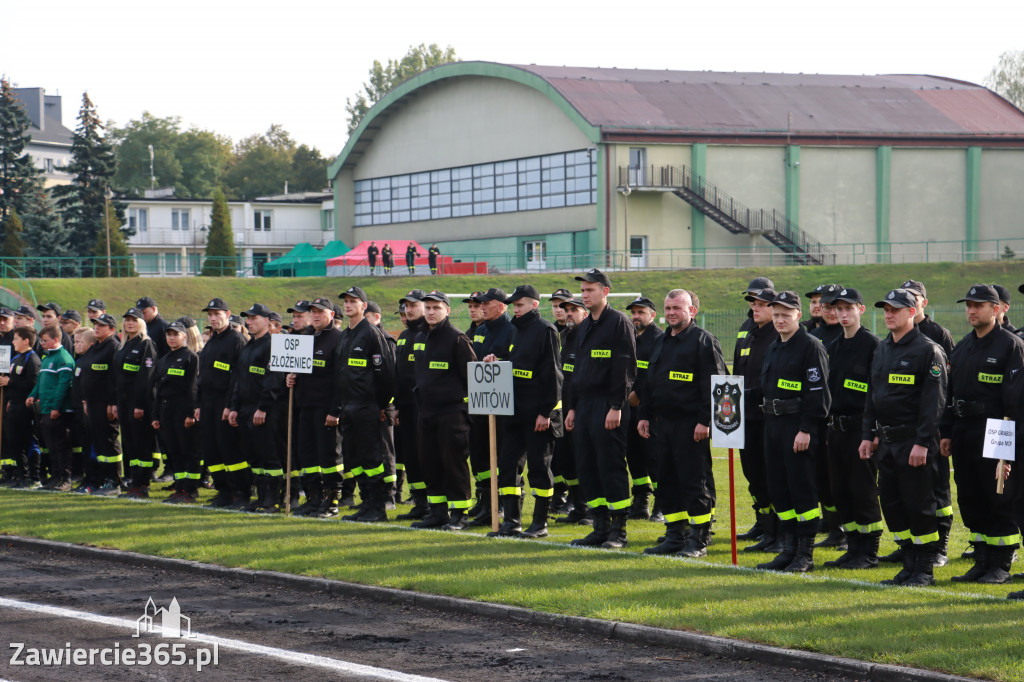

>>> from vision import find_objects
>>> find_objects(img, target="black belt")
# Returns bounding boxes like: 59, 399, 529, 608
761, 398, 800, 416
876, 423, 916, 443
953, 399, 987, 419
828, 413, 862, 433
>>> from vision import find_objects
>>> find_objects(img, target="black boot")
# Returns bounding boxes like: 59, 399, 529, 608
648, 497, 664, 523
256, 479, 282, 513
487, 495, 523, 537
518, 497, 550, 539
571, 509, 610, 546
952, 542, 990, 582
644, 521, 689, 555
410, 502, 449, 528
627, 486, 651, 520
880, 545, 917, 585
813, 511, 847, 549
824, 531, 859, 568
879, 541, 906, 563
934, 523, 950, 568
465, 486, 496, 527
601, 514, 628, 549
442, 507, 468, 530
675, 523, 711, 558
736, 513, 766, 541
339, 475, 356, 508
901, 546, 936, 587
783, 535, 815, 573
294, 483, 323, 516
558, 486, 593, 525
756, 532, 796, 570
317, 485, 342, 518
396, 490, 429, 520
977, 546, 1014, 584
843, 532, 881, 570
244, 477, 265, 512
550, 482, 570, 514
745, 514, 783, 553
394, 468, 406, 503
352, 477, 388, 522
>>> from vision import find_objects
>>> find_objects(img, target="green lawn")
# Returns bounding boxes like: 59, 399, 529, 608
3, 451, 1023, 681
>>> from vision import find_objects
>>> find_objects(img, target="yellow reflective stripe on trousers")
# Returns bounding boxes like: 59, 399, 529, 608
448, 499, 472, 509
0, 458, 17, 466
499, 487, 522, 496
97, 455, 123, 463
383, 474, 397, 483
893, 529, 912, 540
225, 461, 248, 472
607, 498, 631, 510
427, 495, 447, 504
935, 506, 954, 518
129, 459, 155, 468
910, 531, 940, 545
588, 497, 608, 509
395, 463, 406, 471
322, 465, 344, 475
409, 482, 427, 490
985, 533, 1022, 546
265, 469, 284, 477
363, 463, 385, 477
662, 510, 689, 523
689, 512, 713, 525
532, 488, 554, 498
776, 509, 797, 521
301, 466, 322, 475
564, 478, 579, 486
631, 476, 651, 486
859, 520, 885, 533
251, 467, 265, 475
795, 507, 822, 522
474, 469, 493, 481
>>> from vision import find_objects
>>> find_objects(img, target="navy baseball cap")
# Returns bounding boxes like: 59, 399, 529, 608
744, 277, 775, 294
365, 301, 382, 314
560, 298, 587, 310
900, 280, 926, 298
61, 310, 82, 323
167, 320, 187, 334
268, 311, 283, 324
14, 305, 36, 319
463, 291, 484, 303
309, 297, 334, 311
477, 288, 507, 302
505, 285, 541, 303
86, 299, 106, 311
625, 296, 656, 311
550, 288, 573, 301
122, 308, 144, 319
957, 284, 1000, 304
177, 316, 197, 328
819, 284, 844, 305
744, 287, 777, 303
0, 307, 14, 319
287, 300, 311, 313
241, 303, 272, 318
37, 302, 62, 315
575, 268, 611, 288
400, 289, 426, 304
875, 289, 917, 309
94, 313, 118, 328
991, 284, 1011, 304
771, 291, 802, 309
830, 287, 864, 305
136, 297, 158, 309
340, 285, 368, 302
421, 290, 451, 305
202, 297, 230, 312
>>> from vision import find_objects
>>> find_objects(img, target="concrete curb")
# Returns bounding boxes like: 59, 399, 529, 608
3, 534, 973, 682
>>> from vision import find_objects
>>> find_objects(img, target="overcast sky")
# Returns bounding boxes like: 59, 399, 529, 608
3, 0, 1021, 156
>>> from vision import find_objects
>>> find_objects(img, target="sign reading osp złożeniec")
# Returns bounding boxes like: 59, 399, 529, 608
468, 361, 514, 416
982, 418, 1016, 462
270, 334, 314, 374
710, 375, 744, 449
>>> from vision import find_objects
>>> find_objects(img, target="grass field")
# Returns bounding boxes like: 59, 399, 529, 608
3, 452, 1023, 681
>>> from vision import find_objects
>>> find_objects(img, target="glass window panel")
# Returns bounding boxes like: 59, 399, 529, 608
474, 188, 494, 202
395, 175, 409, 186
412, 208, 430, 221
549, 193, 566, 208
393, 211, 410, 222
474, 163, 493, 176
431, 206, 451, 219
355, 180, 370, 191
475, 201, 494, 215
431, 169, 450, 181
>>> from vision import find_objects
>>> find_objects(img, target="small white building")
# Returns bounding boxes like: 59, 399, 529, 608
124, 189, 334, 276
12, 87, 74, 187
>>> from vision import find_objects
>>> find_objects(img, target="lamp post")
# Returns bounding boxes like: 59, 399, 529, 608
192, 222, 207, 275
618, 185, 631, 271
104, 186, 113, 277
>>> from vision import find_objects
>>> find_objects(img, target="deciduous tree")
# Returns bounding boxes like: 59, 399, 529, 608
986, 49, 1024, 110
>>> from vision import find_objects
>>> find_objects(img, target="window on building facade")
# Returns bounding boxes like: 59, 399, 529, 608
353, 148, 597, 227
164, 252, 181, 274
628, 147, 647, 185
129, 208, 148, 232
254, 210, 272, 231
171, 208, 190, 231
135, 253, 159, 274
43, 158, 54, 173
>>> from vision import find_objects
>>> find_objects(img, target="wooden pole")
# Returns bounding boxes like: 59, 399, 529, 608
997, 417, 1012, 496
489, 413, 499, 534
285, 385, 294, 516
728, 447, 737, 566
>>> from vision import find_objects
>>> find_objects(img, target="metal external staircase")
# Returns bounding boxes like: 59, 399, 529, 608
619, 165, 835, 266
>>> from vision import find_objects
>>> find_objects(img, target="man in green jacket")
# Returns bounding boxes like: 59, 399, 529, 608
27, 327, 76, 491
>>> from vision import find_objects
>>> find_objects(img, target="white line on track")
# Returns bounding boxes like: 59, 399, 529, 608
0, 597, 447, 682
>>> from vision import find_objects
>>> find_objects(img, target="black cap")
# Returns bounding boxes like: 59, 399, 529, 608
61, 310, 82, 323
397, 302, 407, 315
550, 288, 573, 301
560, 298, 587, 310
340, 285, 368, 302
332, 303, 344, 317
0, 306, 14, 319
14, 305, 35, 319
804, 284, 828, 298
575, 268, 611, 288
744, 277, 775, 294
202, 297, 229, 312
309, 297, 334, 311
744, 287, 777, 303
830, 287, 863, 305
900, 280, 926, 298
463, 291, 484, 303
819, 284, 844, 305
268, 311, 283, 324
991, 284, 1011, 304
875, 288, 917, 309
477, 288, 507, 302
177, 316, 197, 329
86, 299, 105, 312
365, 301, 382, 314
399, 289, 426, 304
167, 320, 187, 334
957, 284, 1000, 304
94, 313, 118, 328
122, 308, 144, 319
136, 296, 157, 309
421, 290, 450, 305
37, 302, 62, 315
241, 303, 272, 318
625, 296, 656, 311
228, 315, 243, 327
505, 285, 541, 304
770, 291, 802, 309
1018, 283, 1024, 295
287, 300, 311, 314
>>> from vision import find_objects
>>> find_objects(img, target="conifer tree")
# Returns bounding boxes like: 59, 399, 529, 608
201, 188, 235, 276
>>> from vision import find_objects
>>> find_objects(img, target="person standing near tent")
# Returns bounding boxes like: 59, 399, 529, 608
382, 244, 394, 275
367, 241, 379, 275
428, 244, 441, 275
406, 243, 419, 274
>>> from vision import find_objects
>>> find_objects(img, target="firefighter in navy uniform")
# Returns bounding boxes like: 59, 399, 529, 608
809, 285, 844, 348
554, 297, 592, 525
733, 279, 781, 551
548, 287, 574, 512
152, 321, 201, 504
367, 241, 379, 274
0, 327, 40, 487
80, 313, 122, 494
405, 243, 419, 274
756, 291, 831, 573
860, 288, 948, 587
1007, 291, 1024, 599
428, 244, 441, 275
482, 285, 562, 537
286, 297, 344, 516
365, 300, 399, 506
111, 308, 157, 498
195, 298, 247, 508
333, 286, 397, 522
137, 297, 171, 358
625, 296, 664, 521
565, 269, 637, 549
394, 291, 431, 520
992, 285, 1015, 332
941, 285, 1024, 584
639, 289, 727, 557
821, 288, 884, 569
802, 284, 826, 333
410, 290, 477, 529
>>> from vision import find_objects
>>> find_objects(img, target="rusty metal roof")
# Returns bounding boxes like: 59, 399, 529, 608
514, 65, 1024, 139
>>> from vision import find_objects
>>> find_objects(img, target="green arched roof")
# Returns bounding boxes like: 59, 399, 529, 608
327, 61, 601, 179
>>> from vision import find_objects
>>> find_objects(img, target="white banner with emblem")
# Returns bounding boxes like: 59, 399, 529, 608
710, 375, 744, 449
